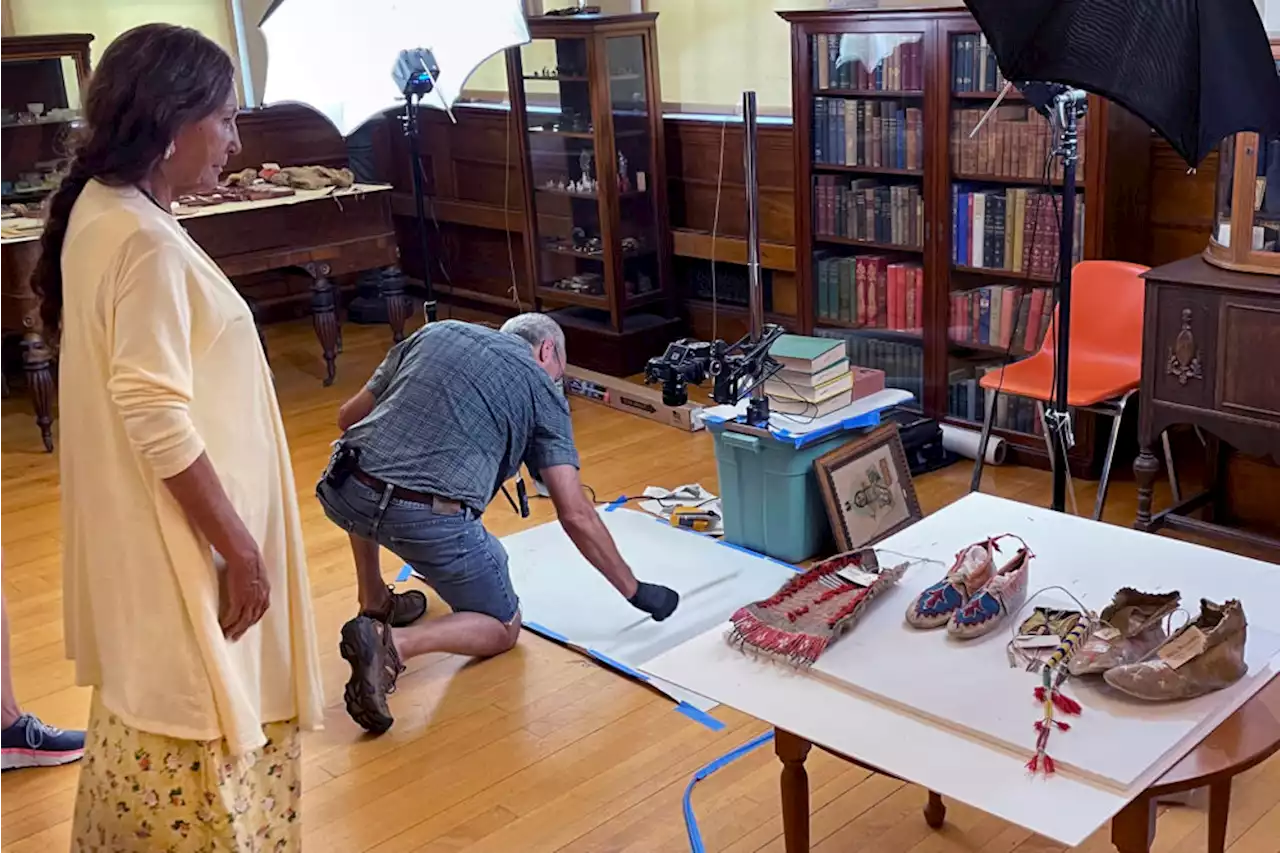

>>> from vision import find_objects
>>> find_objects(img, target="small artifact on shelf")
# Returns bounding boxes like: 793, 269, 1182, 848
548, 272, 604, 296
625, 273, 656, 296
726, 548, 908, 667
1103, 598, 1248, 702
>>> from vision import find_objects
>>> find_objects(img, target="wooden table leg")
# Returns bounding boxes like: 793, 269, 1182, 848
1133, 443, 1160, 529
21, 330, 55, 453
1110, 795, 1156, 853
1207, 780, 1231, 853
924, 791, 946, 828
380, 268, 410, 344
776, 729, 812, 853
307, 262, 339, 386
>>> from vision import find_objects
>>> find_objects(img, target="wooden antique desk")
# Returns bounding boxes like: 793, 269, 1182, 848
643, 493, 1280, 852
1133, 256, 1280, 554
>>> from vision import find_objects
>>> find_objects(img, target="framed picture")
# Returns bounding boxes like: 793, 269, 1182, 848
814, 423, 923, 552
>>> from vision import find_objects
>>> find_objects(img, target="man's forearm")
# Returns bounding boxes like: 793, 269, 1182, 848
560, 510, 639, 599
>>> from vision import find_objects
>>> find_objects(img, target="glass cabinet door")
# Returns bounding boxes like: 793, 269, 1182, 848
604, 33, 660, 308
521, 37, 610, 309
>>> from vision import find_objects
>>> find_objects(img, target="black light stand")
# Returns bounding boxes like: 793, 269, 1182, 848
971, 85, 1086, 513
393, 49, 441, 324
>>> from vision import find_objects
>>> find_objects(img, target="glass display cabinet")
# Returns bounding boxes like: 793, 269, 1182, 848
1203, 41, 1280, 276
506, 12, 677, 376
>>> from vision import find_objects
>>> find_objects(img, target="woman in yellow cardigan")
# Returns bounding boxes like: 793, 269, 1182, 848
31, 24, 324, 850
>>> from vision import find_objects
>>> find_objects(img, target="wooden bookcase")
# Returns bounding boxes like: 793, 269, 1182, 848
779, 8, 1151, 475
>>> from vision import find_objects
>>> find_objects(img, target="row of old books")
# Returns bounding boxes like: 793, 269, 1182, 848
951, 186, 1085, 279
948, 367, 1045, 434
764, 336, 862, 419
813, 329, 926, 407
811, 33, 924, 92
814, 98, 924, 171
813, 177, 924, 248
814, 253, 924, 332
951, 106, 1087, 183
948, 285, 1057, 354
950, 33, 1006, 95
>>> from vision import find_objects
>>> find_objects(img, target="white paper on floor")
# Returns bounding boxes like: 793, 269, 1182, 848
501, 507, 797, 711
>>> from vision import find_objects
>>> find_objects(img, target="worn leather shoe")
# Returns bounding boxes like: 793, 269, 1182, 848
1068, 588, 1180, 677
1103, 599, 1247, 702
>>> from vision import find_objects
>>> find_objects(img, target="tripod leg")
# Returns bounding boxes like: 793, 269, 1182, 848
969, 387, 998, 494
1038, 402, 1078, 515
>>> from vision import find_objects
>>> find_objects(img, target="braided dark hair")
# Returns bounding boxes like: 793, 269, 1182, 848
32, 24, 235, 336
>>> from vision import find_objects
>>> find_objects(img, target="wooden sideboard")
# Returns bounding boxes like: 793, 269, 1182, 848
1134, 256, 1280, 554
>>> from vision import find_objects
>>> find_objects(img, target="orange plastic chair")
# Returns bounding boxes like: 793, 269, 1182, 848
972, 260, 1178, 519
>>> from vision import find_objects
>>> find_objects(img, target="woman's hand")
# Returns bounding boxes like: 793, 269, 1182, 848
216, 542, 271, 640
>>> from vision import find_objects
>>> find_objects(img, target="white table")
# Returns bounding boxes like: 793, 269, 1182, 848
642, 493, 1280, 849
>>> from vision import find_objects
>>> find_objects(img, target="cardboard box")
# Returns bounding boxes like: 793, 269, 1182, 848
564, 365, 705, 432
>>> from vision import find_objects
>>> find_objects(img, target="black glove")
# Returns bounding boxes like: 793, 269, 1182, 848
629, 581, 679, 622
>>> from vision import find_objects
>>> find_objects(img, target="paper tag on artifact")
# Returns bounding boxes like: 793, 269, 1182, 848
1093, 625, 1121, 643
1159, 626, 1208, 670
1014, 634, 1061, 649
836, 566, 880, 588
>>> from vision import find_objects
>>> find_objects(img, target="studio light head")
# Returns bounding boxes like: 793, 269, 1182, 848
393, 48, 440, 98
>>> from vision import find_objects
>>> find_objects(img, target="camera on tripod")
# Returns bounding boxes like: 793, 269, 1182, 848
643, 339, 714, 407
642, 324, 787, 425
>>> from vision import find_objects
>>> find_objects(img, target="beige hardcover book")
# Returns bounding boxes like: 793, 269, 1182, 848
766, 369, 854, 403
769, 389, 855, 418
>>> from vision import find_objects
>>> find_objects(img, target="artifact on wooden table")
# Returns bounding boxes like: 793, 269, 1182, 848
1067, 588, 1181, 677
1103, 598, 1248, 702
267, 165, 355, 190
727, 548, 907, 667
904, 538, 997, 628
947, 539, 1032, 639
175, 183, 296, 208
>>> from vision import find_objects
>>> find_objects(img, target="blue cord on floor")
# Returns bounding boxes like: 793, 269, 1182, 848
683, 730, 776, 852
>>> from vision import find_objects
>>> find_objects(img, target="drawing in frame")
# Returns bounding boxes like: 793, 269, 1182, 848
815, 423, 923, 552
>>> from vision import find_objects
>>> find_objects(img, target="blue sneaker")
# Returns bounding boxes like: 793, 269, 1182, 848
1, 714, 85, 771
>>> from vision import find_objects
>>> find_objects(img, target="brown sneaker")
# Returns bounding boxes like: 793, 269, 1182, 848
1068, 588, 1180, 677
362, 586, 428, 628
1104, 599, 1248, 702
339, 616, 405, 735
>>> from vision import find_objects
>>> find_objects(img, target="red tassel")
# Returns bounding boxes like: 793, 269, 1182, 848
1055, 720, 1071, 732
1034, 721, 1046, 733
1033, 687, 1047, 702
1052, 691, 1082, 716
1025, 754, 1039, 773
1042, 755, 1056, 775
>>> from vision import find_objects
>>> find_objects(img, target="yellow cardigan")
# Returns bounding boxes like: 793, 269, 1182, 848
57, 180, 324, 755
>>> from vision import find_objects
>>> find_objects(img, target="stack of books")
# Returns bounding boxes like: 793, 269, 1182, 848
765, 335, 885, 419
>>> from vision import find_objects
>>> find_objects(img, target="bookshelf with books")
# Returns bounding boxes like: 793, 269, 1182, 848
780, 8, 1151, 475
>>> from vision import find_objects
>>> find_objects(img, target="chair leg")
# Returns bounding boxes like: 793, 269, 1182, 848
969, 388, 998, 495
1093, 399, 1129, 521
1038, 401, 1079, 515
1161, 430, 1181, 504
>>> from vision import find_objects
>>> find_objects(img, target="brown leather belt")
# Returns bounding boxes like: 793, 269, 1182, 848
352, 468, 465, 515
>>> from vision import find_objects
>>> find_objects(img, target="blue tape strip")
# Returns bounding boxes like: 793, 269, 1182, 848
605, 496, 628, 512
586, 649, 650, 682
674, 702, 726, 731
715, 539, 801, 572
395, 564, 412, 583
523, 621, 570, 645
684, 731, 776, 853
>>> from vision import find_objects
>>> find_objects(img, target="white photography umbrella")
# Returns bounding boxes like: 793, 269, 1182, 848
260, 0, 530, 134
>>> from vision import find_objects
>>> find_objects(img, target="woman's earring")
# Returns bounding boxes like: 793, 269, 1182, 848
164, 142, 176, 161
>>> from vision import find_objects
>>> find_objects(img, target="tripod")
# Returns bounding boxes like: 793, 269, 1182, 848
971, 87, 1086, 514
400, 92, 438, 324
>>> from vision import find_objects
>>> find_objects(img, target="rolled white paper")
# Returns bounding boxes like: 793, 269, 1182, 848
941, 422, 1007, 466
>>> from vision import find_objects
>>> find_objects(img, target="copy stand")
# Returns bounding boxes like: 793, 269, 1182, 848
972, 86, 1087, 514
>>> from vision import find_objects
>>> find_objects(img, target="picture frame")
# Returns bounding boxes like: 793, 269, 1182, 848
814, 423, 923, 552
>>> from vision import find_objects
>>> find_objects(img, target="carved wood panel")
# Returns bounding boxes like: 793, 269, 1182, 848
1151, 284, 1217, 410
1218, 299, 1280, 423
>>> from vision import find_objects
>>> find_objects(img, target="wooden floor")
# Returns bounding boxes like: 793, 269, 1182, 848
2, 318, 1277, 853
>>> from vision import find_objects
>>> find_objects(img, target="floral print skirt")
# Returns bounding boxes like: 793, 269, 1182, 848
71, 692, 301, 853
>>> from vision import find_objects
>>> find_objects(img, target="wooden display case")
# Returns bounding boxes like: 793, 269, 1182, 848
778, 8, 1152, 476
506, 12, 678, 376
1203, 40, 1280, 276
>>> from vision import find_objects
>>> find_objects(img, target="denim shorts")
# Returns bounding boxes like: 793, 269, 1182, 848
316, 477, 520, 624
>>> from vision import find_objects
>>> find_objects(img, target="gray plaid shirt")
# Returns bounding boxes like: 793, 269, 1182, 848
341, 321, 579, 510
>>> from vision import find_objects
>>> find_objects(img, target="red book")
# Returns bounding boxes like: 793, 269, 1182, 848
1023, 287, 1048, 352
888, 263, 902, 330
903, 266, 915, 333
914, 267, 924, 331
873, 257, 889, 327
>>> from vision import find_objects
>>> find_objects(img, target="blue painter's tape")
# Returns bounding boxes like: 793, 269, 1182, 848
716, 539, 801, 572
587, 649, 650, 682
524, 621, 571, 645
605, 496, 628, 512
675, 702, 726, 731
395, 564, 412, 583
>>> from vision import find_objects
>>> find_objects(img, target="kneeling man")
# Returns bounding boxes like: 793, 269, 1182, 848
318, 314, 679, 734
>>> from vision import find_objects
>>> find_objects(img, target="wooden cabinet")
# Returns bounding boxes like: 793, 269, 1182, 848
506, 12, 678, 376
778, 8, 1152, 475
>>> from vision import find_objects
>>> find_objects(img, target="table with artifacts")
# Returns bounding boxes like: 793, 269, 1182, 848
643, 493, 1280, 852
1, 167, 397, 450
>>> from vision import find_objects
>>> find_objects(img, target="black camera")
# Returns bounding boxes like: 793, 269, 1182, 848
643, 339, 712, 406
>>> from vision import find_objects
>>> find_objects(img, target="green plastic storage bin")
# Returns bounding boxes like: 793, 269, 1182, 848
709, 422, 855, 564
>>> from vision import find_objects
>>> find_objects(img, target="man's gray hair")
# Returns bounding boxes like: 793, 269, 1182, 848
500, 312, 566, 359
